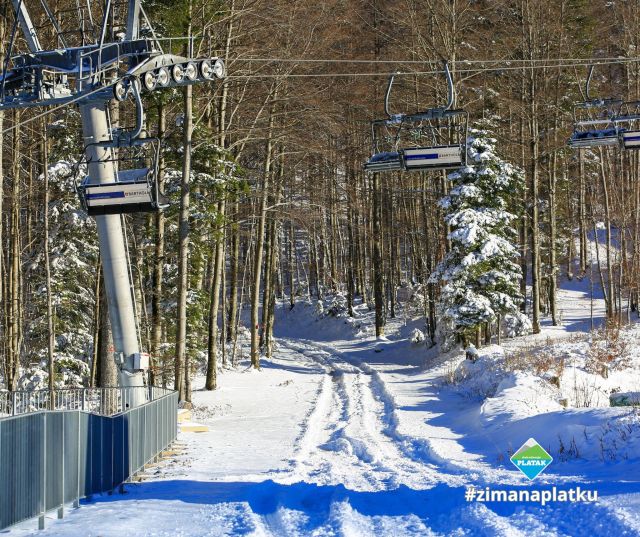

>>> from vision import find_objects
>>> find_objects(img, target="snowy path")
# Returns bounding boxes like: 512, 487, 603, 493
286, 338, 515, 485
278, 340, 461, 492
14, 308, 640, 536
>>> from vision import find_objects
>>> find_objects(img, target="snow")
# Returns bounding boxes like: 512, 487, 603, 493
12, 276, 640, 536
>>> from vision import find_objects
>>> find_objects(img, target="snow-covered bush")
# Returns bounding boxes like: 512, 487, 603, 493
430, 126, 530, 350
410, 328, 426, 345
453, 346, 509, 398
55, 356, 91, 386
18, 355, 90, 390
586, 322, 631, 378
313, 294, 349, 319
465, 344, 479, 362
503, 312, 533, 338
505, 345, 562, 379
18, 368, 48, 391
325, 294, 348, 317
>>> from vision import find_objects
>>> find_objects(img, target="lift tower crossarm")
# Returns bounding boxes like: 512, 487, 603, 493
126, 0, 141, 40
11, 0, 42, 52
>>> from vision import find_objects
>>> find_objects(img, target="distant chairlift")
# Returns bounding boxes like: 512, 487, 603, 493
614, 101, 640, 149
364, 61, 468, 173
569, 65, 622, 149
77, 80, 169, 216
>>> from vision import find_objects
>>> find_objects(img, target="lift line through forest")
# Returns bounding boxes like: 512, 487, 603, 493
1, 1, 639, 407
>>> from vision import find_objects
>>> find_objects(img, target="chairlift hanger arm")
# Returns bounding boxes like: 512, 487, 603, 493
585, 64, 594, 101
382, 60, 455, 118
384, 72, 397, 118
443, 60, 454, 111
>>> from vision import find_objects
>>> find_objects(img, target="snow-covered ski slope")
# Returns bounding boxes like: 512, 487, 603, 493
14, 277, 640, 536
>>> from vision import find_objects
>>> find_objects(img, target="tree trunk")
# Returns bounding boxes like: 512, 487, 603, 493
90, 260, 102, 387
206, 198, 227, 390
599, 149, 615, 319
7, 110, 22, 391
250, 91, 277, 369
151, 101, 166, 387
227, 204, 240, 342
579, 149, 588, 275
529, 68, 541, 334
43, 125, 56, 398
372, 172, 385, 337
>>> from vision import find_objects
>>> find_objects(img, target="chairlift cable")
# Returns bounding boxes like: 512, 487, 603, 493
236, 56, 640, 65
4, 57, 638, 134
228, 58, 640, 80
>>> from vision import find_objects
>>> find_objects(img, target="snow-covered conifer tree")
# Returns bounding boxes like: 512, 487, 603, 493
430, 127, 531, 349
22, 160, 97, 388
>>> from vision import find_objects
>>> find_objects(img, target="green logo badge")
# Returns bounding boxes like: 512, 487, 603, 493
510, 438, 553, 480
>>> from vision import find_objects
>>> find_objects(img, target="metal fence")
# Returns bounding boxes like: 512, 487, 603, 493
0, 386, 172, 417
0, 387, 178, 531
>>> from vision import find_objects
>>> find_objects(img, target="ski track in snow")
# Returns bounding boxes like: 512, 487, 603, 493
283, 337, 516, 485
278, 339, 464, 491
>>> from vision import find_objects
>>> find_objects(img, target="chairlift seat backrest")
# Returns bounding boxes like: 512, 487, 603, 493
616, 101, 640, 150
403, 145, 464, 170
621, 130, 640, 149
569, 130, 619, 148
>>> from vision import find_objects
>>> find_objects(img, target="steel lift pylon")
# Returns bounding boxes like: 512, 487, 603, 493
1, 0, 225, 407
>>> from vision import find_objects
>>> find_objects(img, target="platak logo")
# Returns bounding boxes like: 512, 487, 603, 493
510, 438, 553, 480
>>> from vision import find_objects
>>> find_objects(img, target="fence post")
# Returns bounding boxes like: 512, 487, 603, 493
11, 392, 16, 416
76, 411, 81, 509
81, 389, 86, 412
61, 412, 65, 523
40, 412, 47, 530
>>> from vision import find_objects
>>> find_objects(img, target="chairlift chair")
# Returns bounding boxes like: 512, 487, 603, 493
568, 101, 622, 149
77, 138, 169, 216
364, 61, 468, 173
614, 101, 640, 149
568, 65, 622, 149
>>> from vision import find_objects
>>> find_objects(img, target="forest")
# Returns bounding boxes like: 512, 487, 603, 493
0, 0, 639, 404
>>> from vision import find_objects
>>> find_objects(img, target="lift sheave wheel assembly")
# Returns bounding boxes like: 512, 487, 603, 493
0, 1, 225, 217
364, 61, 468, 174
